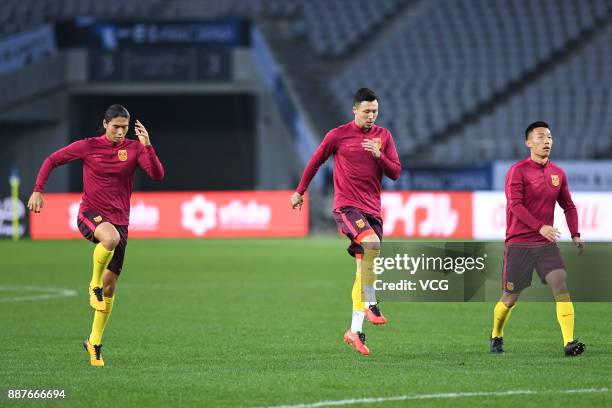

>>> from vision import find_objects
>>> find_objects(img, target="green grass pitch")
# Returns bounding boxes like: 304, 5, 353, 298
1, 237, 611, 407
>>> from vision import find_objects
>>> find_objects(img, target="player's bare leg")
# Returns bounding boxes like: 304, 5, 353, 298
499, 292, 520, 308
89, 223, 119, 311
102, 268, 119, 298
545, 269, 585, 356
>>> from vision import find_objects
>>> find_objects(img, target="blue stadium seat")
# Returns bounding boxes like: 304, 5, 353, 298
329, 0, 612, 160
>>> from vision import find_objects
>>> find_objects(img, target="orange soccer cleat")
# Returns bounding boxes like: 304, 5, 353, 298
83, 338, 104, 367
365, 304, 387, 325
88, 285, 106, 312
343, 330, 370, 356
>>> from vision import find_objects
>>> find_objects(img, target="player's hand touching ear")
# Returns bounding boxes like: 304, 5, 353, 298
135, 120, 151, 147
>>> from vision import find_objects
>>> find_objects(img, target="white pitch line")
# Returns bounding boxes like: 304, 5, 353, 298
0, 285, 77, 303
260, 388, 611, 408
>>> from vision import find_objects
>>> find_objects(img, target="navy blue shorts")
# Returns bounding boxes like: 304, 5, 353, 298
77, 210, 128, 275
332, 206, 383, 258
502, 242, 566, 293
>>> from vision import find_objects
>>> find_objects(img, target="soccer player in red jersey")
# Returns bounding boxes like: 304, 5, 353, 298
27, 104, 165, 366
291, 88, 401, 356
490, 121, 586, 356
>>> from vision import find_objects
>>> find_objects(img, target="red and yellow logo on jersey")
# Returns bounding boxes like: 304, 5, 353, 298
372, 138, 382, 150
551, 174, 560, 187
93, 216, 103, 223
118, 149, 128, 162
356, 219, 366, 228
506, 282, 514, 291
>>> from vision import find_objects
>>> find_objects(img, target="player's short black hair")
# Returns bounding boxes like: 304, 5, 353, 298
353, 88, 378, 107
525, 121, 549, 139
104, 104, 130, 123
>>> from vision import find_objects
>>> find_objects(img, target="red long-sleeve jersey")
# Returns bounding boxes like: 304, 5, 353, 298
505, 157, 579, 243
34, 135, 164, 225
297, 121, 401, 216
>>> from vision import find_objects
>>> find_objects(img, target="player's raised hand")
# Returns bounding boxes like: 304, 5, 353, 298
572, 236, 585, 255
291, 192, 304, 211
135, 120, 151, 147
27, 191, 44, 213
362, 139, 381, 158
539, 225, 561, 242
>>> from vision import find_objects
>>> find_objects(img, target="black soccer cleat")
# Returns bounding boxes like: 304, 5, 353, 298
490, 337, 504, 353
564, 340, 586, 357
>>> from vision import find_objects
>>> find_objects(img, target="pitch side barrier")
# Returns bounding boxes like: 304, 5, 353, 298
28, 191, 308, 239
380, 191, 612, 241
15, 190, 612, 241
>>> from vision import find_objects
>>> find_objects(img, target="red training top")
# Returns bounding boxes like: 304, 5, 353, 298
296, 121, 401, 216
505, 157, 579, 243
34, 135, 164, 225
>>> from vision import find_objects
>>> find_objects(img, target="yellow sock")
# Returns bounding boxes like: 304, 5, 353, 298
360, 247, 380, 307
351, 272, 364, 311
89, 296, 114, 345
491, 302, 513, 338
361, 247, 380, 287
555, 293, 574, 345
91, 244, 114, 288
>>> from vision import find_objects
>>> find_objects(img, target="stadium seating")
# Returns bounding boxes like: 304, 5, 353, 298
1, 0, 406, 58
219, 0, 301, 19
1, 0, 610, 162
216, 0, 407, 57
431, 27, 612, 162
0, 0, 165, 38
295, 0, 407, 57
329, 0, 612, 159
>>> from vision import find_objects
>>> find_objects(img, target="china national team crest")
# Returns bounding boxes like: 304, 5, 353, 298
356, 219, 366, 228
118, 149, 128, 161
372, 138, 382, 150
551, 174, 560, 186
93, 216, 103, 223
506, 282, 514, 291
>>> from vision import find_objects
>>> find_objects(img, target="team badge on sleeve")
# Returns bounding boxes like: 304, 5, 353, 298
506, 282, 514, 291
118, 149, 128, 161
356, 219, 366, 228
551, 175, 560, 186
93, 216, 103, 223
